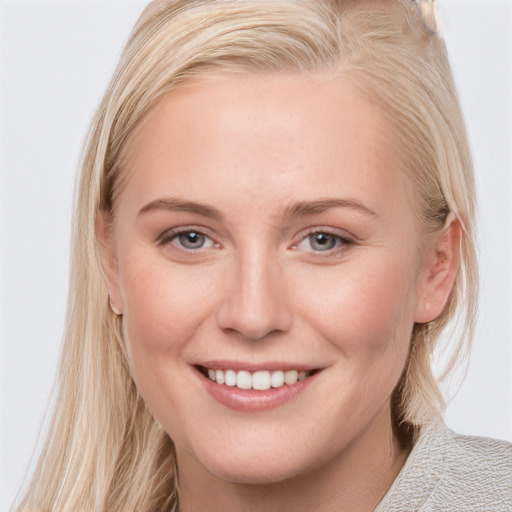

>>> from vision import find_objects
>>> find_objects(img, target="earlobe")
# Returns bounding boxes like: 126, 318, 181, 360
96, 211, 124, 315
108, 294, 122, 316
414, 213, 461, 324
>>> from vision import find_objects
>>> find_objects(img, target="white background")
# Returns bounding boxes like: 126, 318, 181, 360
1, 1, 511, 510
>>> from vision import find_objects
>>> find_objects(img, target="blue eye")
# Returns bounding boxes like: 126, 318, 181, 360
307, 232, 339, 251
158, 228, 217, 251
176, 231, 207, 249
293, 229, 352, 255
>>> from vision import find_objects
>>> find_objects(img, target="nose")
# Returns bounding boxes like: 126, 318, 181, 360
216, 250, 293, 340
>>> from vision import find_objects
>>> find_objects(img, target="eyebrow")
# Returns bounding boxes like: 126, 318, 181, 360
283, 198, 379, 219
138, 197, 223, 220
138, 196, 378, 220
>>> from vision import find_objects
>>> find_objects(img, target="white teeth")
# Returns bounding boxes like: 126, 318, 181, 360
224, 369, 237, 387
236, 370, 252, 390
284, 370, 298, 385
252, 371, 271, 390
215, 369, 225, 385
205, 367, 311, 390
271, 370, 285, 388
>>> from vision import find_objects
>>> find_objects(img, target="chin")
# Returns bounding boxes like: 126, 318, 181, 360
205, 458, 306, 486
180, 436, 314, 486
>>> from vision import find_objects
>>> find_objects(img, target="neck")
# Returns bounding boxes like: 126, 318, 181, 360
177, 408, 410, 512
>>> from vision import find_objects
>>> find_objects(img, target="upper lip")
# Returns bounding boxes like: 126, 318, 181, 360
195, 360, 322, 372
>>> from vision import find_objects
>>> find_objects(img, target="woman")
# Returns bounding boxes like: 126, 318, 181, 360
13, 1, 512, 511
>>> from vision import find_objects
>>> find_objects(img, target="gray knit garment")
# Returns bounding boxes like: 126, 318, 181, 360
375, 421, 512, 511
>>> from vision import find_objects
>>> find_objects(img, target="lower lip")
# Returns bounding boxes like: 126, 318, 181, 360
197, 370, 318, 412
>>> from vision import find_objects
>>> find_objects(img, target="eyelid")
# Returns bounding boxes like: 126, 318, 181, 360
156, 225, 221, 249
155, 224, 355, 255
293, 226, 355, 243
291, 226, 355, 254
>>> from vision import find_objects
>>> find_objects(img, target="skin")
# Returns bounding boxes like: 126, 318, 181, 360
99, 72, 460, 512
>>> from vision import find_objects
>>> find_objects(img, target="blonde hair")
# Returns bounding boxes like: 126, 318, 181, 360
15, 1, 477, 510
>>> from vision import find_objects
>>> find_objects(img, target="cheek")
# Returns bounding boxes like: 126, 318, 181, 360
292, 251, 417, 374
115, 253, 221, 408
304, 253, 415, 326
116, 255, 220, 429
119, 253, 215, 345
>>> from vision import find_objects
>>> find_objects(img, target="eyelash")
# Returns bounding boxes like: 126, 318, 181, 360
156, 226, 220, 251
291, 228, 354, 257
156, 226, 354, 256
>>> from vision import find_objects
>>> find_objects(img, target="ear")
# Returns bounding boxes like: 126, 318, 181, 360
414, 213, 461, 323
96, 211, 124, 315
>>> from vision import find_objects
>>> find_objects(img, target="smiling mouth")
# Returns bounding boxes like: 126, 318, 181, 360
197, 366, 318, 391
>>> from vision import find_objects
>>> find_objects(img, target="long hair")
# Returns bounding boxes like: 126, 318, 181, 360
15, 1, 477, 510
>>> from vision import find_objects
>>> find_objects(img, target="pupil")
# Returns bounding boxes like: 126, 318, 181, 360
178, 232, 204, 249
310, 233, 336, 251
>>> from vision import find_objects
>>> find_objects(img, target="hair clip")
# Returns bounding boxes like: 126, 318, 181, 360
413, 0, 440, 36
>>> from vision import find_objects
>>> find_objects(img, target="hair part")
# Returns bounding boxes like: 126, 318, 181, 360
16, 1, 477, 510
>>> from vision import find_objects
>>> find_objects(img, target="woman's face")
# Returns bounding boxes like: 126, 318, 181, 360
105, 73, 433, 484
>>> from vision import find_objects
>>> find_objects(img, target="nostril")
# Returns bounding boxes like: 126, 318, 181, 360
216, 303, 293, 341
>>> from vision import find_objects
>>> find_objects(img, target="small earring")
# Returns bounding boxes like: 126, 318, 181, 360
108, 293, 122, 316
413, 0, 440, 36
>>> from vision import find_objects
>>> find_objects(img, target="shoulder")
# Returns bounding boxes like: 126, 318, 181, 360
439, 429, 512, 510
376, 421, 512, 512
447, 429, 512, 476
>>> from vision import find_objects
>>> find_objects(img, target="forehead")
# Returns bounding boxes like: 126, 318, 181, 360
118, 71, 413, 221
